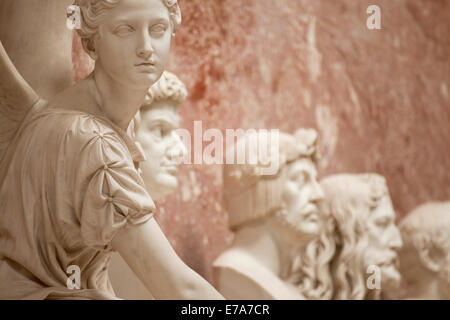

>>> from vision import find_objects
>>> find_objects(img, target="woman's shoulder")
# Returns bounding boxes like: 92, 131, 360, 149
32, 107, 117, 139
25, 107, 131, 166
33, 79, 122, 145
23, 79, 139, 162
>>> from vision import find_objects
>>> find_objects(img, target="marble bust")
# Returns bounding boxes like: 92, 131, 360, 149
292, 174, 403, 300
213, 129, 324, 300
398, 202, 450, 299
109, 70, 188, 299
135, 71, 188, 200
0, 0, 223, 300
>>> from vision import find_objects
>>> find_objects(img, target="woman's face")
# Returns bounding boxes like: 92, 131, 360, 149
94, 0, 172, 90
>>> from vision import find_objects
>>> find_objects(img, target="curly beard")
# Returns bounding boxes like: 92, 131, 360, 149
273, 208, 319, 244
364, 248, 401, 290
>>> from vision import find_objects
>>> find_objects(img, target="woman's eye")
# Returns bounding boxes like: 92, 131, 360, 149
150, 24, 167, 35
115, 25, 133, 35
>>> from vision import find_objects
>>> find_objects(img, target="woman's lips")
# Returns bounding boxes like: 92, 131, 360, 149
135, 62, 156, 72
135, 61, 155, 66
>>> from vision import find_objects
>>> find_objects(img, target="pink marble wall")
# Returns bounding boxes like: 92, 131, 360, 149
73, 0, 450, 282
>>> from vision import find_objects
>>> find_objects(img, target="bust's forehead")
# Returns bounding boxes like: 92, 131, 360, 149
286, 158, 316, 174
140, 104, 179, 125
321, 175, 375, 202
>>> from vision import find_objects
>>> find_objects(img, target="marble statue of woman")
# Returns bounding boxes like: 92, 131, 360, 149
0, 0, 222, 300
398, 202, 450, 299
291, 174, 403, 300
109, 70, 188, 299
213, 129, 324, 299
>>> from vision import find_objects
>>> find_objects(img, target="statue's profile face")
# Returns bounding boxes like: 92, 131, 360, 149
136, 100, 186, 201
364, 194, 403, 289
95, 0, 172, 89
279, 158, 324, 240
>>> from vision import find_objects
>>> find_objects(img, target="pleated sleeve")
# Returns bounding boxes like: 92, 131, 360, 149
69, 115, 156, 250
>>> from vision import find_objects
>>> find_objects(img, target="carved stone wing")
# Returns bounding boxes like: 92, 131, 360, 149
0, 40, 39, 163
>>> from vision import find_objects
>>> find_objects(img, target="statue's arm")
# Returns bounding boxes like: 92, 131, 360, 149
71, 123, 222, 300
111, 218, 224, 300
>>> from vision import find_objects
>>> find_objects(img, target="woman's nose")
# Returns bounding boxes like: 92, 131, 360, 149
136, 30, 154, 59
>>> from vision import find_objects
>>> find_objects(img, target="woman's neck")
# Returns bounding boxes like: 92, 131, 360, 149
92, 65, 148, 131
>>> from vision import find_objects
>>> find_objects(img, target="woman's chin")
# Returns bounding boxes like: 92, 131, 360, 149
134, 74, 159, 89
117, 72, 160, 91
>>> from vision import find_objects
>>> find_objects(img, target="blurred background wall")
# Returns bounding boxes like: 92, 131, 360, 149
0, 0, 74, 100
73, 0, 450, 282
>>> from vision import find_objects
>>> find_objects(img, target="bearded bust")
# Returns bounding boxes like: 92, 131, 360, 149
213, 128, 325, 300
290, 174, 403, 300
